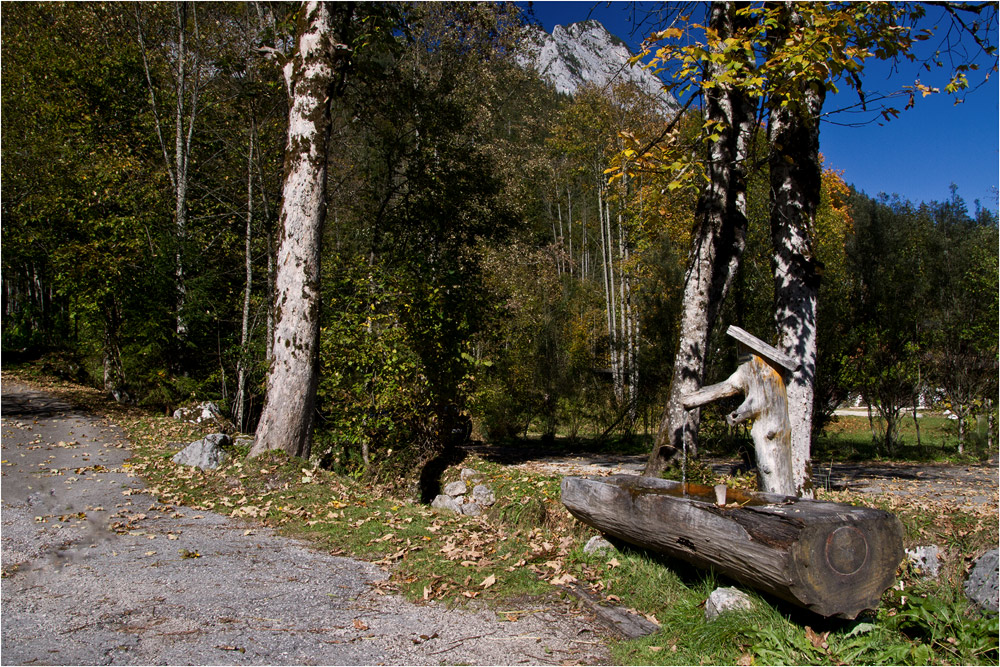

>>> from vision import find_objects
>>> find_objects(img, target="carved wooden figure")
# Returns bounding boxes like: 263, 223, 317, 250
682, 326, 797, 495
561, 326, 905, 619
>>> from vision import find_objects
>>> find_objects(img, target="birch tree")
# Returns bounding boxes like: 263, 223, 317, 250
135, 2, 203, 339
764, 4, 826, 496
251, 1, 350, 459
628, 1, 996, 489
642, 2, 755, 476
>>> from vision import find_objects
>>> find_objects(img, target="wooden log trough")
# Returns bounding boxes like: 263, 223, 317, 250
562, 474, 904, 619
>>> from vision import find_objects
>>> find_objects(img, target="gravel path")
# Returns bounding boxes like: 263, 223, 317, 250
1, 382, 608, 666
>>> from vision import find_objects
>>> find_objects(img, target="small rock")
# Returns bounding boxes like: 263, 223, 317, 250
461, 502, 482, 517
471, 484, 496, 507
172, 401, 235, 433
705, 587, 754, 620
460, 468, 481, 483
233, 435, 254, 449
173, 401, 222, 423
965, 548, 999, 613
172, 433, 232, 470
443, 481, 468, 498
583, 535, 614, 555
905, 545, 941, 578
431, 494, 463, 515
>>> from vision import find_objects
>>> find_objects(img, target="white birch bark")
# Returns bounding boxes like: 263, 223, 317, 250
135, 2, 201, 340
566, 187, 574, 277
251, 0, 340, 459
597, 184, 614, 385
767, 4, 826, 498
606, 196, 623, 403
266, 214, 275, 362
234, 123, 255, 432
617, 209, 628, 407
644, 1, 753, 476
557, 199, 565, 275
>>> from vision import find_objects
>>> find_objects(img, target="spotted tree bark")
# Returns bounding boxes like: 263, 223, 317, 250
767, 4, 826, 497
644, 1, 755, 477
251, 1, 344, 459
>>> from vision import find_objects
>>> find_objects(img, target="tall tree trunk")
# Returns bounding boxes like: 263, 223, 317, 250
598, 183, 617, 392
101, 296, 128, 404
567, 187, 574, 277
135, 2, 200, 341
266, 210, 275, 363
173, 1, 200, 339
606, 196, 623, 403
235, 122, 255, 432
557, 198, 565, 275
174, 2, 189, 337
251, 0, 343, 459
957, 415, 965, 454
767, 4, 826, 498
644, 2, 754, 477
617, 209, 628, 409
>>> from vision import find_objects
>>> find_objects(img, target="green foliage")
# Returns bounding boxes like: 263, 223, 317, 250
887, 593, 999, 665
839, 190, 999, 457
1, 2, 173, 398
314, 254, 428, 477
3, 0, 997, 487
326, 2, 530, 459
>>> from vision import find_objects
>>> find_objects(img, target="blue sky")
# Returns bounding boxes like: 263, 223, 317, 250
520, 1, 999, 211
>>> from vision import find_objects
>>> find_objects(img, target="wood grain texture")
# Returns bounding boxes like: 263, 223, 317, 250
562, 475, 904, 619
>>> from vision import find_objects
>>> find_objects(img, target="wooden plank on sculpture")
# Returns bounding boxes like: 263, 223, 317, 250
726, 325, 797, 372
562, 475, 904, 619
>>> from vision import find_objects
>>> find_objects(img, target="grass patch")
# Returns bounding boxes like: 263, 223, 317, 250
4, 365, 997, 665
815, 414, 994, 463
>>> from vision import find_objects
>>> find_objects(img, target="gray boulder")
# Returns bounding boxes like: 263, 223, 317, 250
471, 484, 496, 508
460, 468, 482, 483
965, 549, 999, 613
173, 401, 222, 423
173, 401, 235, 433
905, 545, 941, 578
460, 502, 483, 517
705, 587, 755, 620
443, 480, 468, 498
172, 433, 231, 470
431, 494, 463, 515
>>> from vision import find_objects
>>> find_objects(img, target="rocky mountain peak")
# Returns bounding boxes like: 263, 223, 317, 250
518, 19, 677, 110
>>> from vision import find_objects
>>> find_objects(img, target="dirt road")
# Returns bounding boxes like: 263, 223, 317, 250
1, 382, 607, 666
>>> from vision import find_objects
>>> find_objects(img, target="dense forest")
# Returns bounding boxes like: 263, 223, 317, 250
3, 2, 997, 489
